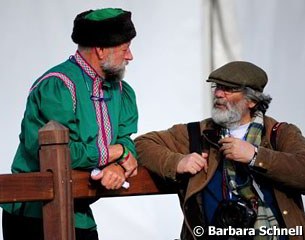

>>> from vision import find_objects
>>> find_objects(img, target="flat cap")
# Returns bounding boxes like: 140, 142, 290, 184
206, 61, 268, 92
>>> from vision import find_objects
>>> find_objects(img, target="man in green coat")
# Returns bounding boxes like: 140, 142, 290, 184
2, 8, 138, 240
135, 61, 305, 240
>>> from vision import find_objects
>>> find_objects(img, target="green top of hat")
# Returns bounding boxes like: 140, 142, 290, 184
71, 8, 136, 47
84, 8, 125, 21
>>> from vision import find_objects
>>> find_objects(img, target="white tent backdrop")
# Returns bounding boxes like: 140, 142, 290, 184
0, 1, 304, 239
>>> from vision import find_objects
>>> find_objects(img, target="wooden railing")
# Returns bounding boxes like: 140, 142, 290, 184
0, 121, 176, 240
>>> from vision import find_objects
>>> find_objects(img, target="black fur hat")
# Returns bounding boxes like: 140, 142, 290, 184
71, 8, 136, 47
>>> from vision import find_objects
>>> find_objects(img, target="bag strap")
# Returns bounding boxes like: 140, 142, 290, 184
187, 121, 202, 154
270, 122, 286, 150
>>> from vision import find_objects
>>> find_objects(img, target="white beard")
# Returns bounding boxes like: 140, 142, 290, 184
211, 98, 249, 129
101, 51, 127, 82
102, 61, 126, 82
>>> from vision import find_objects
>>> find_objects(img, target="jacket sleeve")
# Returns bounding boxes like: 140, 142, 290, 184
254, 123, 305, 191
135, 124, 190, 180
26, 77, 100, 170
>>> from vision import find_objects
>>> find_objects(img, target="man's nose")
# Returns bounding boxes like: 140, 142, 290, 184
214, 88, 226, 98
125, 48, 133, 61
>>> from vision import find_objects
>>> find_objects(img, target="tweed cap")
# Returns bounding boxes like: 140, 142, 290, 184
206, 61, 268, 92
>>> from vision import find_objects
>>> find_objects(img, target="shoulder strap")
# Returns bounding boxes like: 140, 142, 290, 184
187, 121, 202, 154
270, 122, 286, 150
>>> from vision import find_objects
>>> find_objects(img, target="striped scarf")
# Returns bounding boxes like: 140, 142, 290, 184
222, 111, 279, 240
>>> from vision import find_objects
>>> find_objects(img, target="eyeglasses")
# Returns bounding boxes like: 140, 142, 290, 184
210, 83, 244, 95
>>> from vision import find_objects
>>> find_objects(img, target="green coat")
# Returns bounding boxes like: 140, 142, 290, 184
2, 51, 138, 229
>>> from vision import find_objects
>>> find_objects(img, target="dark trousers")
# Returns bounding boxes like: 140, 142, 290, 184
2, 210, 99, 240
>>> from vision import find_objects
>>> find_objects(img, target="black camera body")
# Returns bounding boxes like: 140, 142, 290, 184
213, 199, 257, 228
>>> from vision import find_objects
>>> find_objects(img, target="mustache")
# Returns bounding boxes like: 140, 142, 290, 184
213, 98, 228, 106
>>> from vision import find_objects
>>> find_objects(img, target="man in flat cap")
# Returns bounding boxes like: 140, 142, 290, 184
135, 61, 305, 240
1, 8, 138, 240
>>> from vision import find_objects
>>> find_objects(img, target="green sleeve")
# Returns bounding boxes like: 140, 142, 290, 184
116, 80, 138, 157
30, 77, 99, 169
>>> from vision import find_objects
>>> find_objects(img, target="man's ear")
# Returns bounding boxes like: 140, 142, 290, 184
95, 47, 105, 59
248, 100, 257, 109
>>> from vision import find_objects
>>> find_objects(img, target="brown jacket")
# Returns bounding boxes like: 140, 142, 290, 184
135, 116, 305, 240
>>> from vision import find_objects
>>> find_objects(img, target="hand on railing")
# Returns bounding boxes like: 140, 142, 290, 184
118, 151, 138, 178
108, 144, 138, 178
91, 163, 127, 190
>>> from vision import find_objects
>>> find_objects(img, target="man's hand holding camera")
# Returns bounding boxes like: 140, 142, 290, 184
219, 136, 256, 164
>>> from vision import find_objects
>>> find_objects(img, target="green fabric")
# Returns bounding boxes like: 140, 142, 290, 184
1, 52, 138, 229
85, 8, 124, 21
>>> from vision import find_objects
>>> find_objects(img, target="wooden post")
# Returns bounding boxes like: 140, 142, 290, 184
39, 121, 75, 240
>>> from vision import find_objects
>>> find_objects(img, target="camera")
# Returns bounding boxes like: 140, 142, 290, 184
213, 199, 257, 228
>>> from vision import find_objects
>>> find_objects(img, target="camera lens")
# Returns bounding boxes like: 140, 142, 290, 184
218, 201, 244, 227
213, 200, 256, 228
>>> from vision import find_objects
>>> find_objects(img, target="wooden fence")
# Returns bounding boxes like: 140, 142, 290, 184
0, 121, 176, 240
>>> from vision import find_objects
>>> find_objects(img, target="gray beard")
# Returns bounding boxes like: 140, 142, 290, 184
102, 62, 126, 82
211, 98, 248, 129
